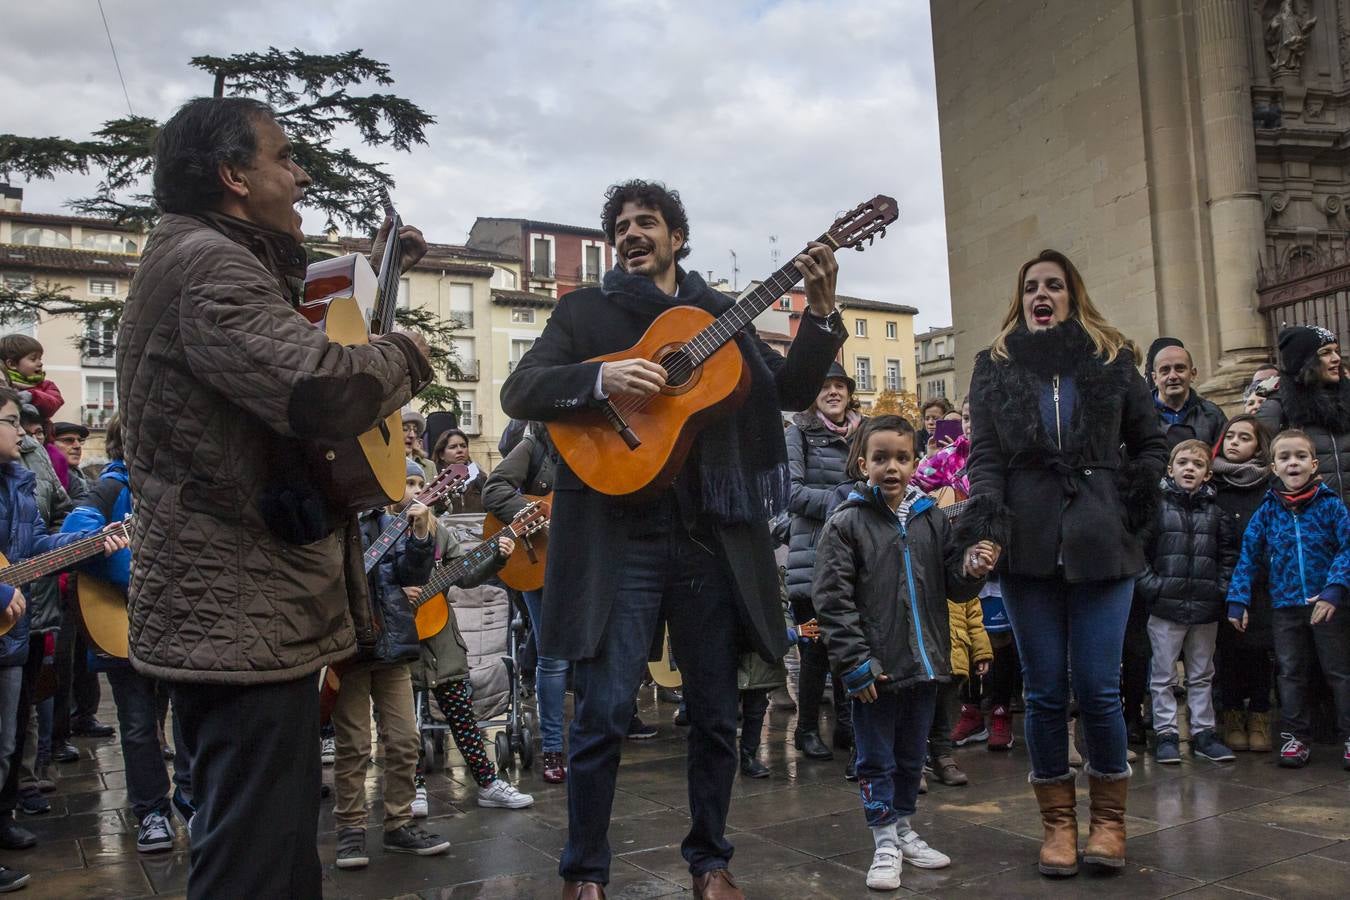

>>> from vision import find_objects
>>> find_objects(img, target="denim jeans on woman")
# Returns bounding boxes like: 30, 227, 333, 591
521, 589, 569, 754
1001, 574, 1134, 780
106, 666, 192, 820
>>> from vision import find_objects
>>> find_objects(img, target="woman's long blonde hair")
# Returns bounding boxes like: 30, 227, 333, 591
989, 249, 1139, 364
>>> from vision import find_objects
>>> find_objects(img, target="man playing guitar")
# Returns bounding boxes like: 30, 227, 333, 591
116, 97, 431, 899
501, 180, 847, 900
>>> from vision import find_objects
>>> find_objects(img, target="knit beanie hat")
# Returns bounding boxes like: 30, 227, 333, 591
406, 458, 424, 479
1145, 337, 1185, 378
1277, 325, 1337, 376
401, 407, 426, 435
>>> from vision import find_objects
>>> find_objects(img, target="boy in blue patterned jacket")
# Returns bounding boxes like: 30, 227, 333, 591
1227, 429, 1350, 770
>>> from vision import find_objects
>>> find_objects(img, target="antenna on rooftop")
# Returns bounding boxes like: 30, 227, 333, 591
729, 250, 739, 291
769, 234, 779, 270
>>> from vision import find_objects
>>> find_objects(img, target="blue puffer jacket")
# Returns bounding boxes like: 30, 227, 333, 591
360, 511, 435, 665
0, 463, 85, 666
63, 462, 133, 671
1228, 482, 1350, 612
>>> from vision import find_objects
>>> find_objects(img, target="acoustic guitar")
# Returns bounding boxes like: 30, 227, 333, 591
361, 465, 469, 573
481, 492, 552, 592
318, 500, 550, 725
647, 628, 681, 689
0, 518, 133, 639
77, 574, 130, 659
547, 195, 898, 498
409, 500, 550, 641
300, 191, 411, 512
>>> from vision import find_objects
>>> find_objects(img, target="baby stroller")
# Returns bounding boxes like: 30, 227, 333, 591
416, 513, 536, 774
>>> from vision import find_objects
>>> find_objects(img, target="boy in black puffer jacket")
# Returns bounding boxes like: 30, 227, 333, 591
1137, 440, 1239, 765
813, 416, 994, 891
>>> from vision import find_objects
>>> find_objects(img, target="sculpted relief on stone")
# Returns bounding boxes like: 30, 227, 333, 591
1266, 0, 1318, 78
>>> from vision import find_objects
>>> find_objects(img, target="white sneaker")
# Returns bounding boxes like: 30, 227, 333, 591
411, 782, 429, 818
866, 845, 902, 890
476, 778, 534, 809
321, 736, 336, 766
898, 829, 951, 869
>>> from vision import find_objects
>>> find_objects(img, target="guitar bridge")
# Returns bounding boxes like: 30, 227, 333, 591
600, 400, 641, 450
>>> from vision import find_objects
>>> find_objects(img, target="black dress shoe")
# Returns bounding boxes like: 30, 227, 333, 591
52, 742, 79, 763
844, 747, 858, 782
794, 731, 833, 760
70, 717, 115, 738
739, 749, 770, 778
0, 817, 36, 850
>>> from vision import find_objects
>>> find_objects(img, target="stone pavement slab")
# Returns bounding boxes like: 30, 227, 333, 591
2, 684, 1347, 898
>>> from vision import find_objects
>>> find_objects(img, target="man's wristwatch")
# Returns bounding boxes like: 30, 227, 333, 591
808, 307, 843, 332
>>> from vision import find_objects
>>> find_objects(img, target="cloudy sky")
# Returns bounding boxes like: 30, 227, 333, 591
2, 0, 952, 328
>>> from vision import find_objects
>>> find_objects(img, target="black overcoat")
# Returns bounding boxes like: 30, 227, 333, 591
961, 327, 1169, 582
500, 284, 846, 662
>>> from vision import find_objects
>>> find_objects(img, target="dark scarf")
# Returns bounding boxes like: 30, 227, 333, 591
1002, 319, 1097, 377
1276, 375, 1350, 434
1211, 454, 1270, 489
601, 265, 789, 524
197, 211, 309, 305
1275, 477, 1322, 512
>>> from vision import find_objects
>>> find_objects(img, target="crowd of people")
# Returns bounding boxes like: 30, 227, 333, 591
0, 93, 1345, 899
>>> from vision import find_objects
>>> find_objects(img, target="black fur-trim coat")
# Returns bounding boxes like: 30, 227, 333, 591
1256, 377, 1350, 505
961, 323, 1168, 582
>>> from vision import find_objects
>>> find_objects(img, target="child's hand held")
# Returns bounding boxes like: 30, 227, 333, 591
1311, 599, 1337, 624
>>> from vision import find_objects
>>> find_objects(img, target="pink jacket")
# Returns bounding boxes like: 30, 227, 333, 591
913, 434, 970, 496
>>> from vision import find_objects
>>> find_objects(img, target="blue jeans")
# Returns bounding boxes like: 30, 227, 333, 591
851, 682, 937, 827
560, 517, 741, 884
107, 666, 192, 819
0, 666, 22, 792
1001, 574, 1134, 780
522, 589, 570, 754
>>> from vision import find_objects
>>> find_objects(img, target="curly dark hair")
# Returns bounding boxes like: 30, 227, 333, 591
153, 96, 275, 216
600, 180, 691, 261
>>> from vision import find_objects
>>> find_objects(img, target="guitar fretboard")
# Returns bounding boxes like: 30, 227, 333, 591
414, 517, 538, 608
0, 520, 128, 587
684, 245, 824, 366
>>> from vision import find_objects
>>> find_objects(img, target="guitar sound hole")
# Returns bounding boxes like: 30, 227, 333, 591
660, 349, 694, 388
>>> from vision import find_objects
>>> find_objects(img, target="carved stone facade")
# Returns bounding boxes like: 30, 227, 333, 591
930, 1, 1349, 409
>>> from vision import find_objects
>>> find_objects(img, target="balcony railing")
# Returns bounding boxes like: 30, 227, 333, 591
447, 310, 473, 329
576, 265, 601, 285
81, 350, 116, 368
460, 413, 483, 436
855, 375, 876, 392
452, 360, 480, 382
508, 360, 521, 373
83, 403, 118, 428
530, 261, 556, 280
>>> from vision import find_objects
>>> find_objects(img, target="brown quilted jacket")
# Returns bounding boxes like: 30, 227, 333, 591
117, 212, 428, 684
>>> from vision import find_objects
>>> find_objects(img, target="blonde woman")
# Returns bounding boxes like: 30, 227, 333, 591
959, 250, 1167, 878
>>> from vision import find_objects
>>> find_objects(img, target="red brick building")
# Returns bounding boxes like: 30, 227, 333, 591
466, 217, 615, 299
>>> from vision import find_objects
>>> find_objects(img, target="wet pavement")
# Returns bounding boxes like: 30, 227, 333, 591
5, 683, 1350, 898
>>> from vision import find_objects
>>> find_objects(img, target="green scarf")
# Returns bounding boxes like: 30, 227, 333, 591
5, 367, 42, 388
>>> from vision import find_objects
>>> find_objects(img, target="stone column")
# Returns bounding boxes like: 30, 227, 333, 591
1195, 0, 1273, 405
1137, 0, 1211, 364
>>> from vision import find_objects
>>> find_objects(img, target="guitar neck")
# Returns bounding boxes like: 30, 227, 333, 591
0, 522, 124, 587
685, 239, 825, 366
363, 515, 412, 573
415, 518, 531, 607
371, 201, 403, 336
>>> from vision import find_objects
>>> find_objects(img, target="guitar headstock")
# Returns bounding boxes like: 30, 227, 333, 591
416, 464, 470, 507
823, 195, 899, 252
510, 499, 551, 539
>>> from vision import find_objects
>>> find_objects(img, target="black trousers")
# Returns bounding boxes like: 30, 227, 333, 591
172, 674, 321, 900
739, 688, 769, 754
1271, 606, 1350, 742
52, 616, 101, 742
1121, 593, 1151, 727
0, 637, 46, 813
928, 678, 961, 759
795, 625, 853, 744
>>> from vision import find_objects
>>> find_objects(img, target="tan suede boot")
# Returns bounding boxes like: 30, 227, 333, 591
1083, 774, 1128, 868
1247, 711, 1273, 753
1223, 710, 1249, 751
1031, 779, 1079, 877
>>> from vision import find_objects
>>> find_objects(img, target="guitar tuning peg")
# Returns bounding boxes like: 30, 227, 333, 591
854, 244, 865, 252
879, 227, 887, 239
